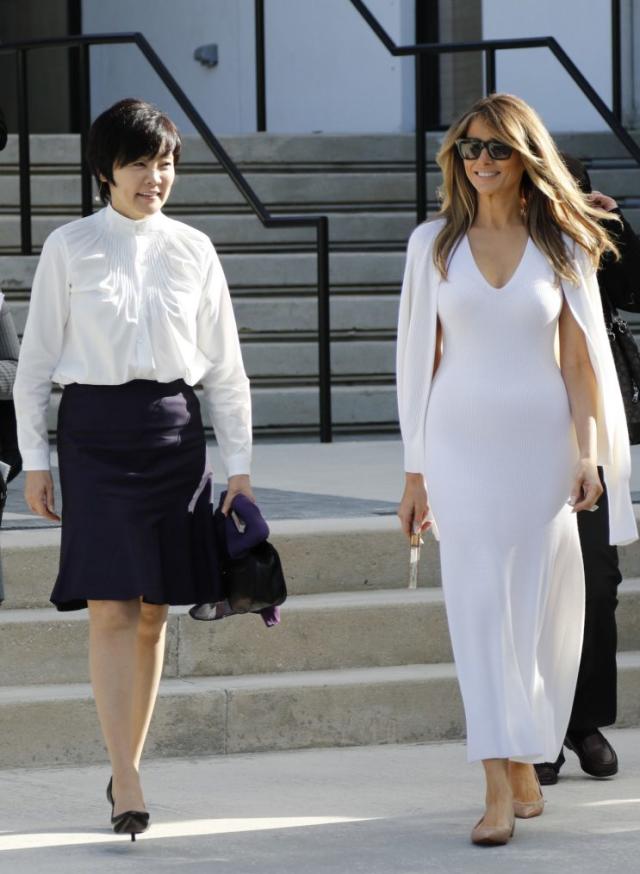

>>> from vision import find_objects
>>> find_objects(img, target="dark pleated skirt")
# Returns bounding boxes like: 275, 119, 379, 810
51, 379, 223, 611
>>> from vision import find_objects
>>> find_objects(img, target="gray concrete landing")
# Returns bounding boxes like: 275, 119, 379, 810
1, 729, 639, 874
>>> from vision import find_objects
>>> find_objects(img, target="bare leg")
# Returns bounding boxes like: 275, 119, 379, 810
89, 599, 169, 817
131, 602, 169, 769
481, 759, 513, 827
509, 761, 541, 801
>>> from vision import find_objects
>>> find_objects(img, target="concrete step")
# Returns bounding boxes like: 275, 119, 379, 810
0, 251, 405, 291
0, 518, 442, 610
1, 132, 639, 169
2, 652, 640, 768
6, 294, 400, 338
38, 382, 396, 430
3, 581, 640, 688
0, 133, 426, 168
0, 172, 426, 210
241, 339, 394, 379
40, 383, 399, 432
0, 212, 416, 252
0, 588, 452, 686
2, 167, 638, 212
0, 663, 462, 767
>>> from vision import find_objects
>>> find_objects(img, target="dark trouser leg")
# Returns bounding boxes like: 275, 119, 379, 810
569, 470, 622, 731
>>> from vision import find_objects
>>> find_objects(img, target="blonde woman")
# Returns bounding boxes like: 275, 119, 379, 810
397, 93, 636, 846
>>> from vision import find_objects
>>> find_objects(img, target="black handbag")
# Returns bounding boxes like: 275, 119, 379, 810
189, 494, 287, 621
607, 308, 640, 444
222, 540, 287, 614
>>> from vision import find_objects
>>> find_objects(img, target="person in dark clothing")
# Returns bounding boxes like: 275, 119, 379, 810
0, 300, 23, 603
535, 155, 640, 785
0, 108, 7, 151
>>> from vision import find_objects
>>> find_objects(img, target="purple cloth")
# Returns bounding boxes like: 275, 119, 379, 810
224, 493, 270, 558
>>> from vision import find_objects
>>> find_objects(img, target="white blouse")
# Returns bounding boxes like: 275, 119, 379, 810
14, 205, 252, 476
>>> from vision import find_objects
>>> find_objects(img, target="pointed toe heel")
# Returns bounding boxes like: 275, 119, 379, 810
471, 817, 515, 846
514, 771, 544, 818
513, 796, 544, 818
107, 777, 149, 841
111, 810, 150, 841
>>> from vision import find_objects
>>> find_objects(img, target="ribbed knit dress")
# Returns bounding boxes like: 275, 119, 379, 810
423, 234, 584, 763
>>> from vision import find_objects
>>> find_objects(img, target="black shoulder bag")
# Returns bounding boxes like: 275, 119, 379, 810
607, 307, 640, 444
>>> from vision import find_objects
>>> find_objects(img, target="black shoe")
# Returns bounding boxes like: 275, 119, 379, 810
534, 750, 565, 786
564, 729, 618, 778
107, 777, 150, 841
111, 810, 150, 842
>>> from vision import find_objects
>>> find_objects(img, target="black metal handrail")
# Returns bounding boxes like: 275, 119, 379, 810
253, 0, 634, 224
0, 32, 332, 442
347, 0, 639, 224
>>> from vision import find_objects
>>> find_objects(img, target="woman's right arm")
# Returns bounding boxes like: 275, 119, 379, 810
14, 232, 69, 520
396, 230, 436, 539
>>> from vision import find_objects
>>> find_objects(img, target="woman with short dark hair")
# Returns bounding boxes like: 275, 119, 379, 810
14, 98, 253, 840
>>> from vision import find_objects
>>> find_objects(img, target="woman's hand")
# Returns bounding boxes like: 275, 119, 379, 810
24, 470, 61, 522
588, 190, 618, 212
568, 459, 603, 513
398, 472, 432, 539
221, 474, 255, 516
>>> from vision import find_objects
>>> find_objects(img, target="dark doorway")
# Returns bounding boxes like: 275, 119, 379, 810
0, 0, 82, 133
415, 0, 441, 129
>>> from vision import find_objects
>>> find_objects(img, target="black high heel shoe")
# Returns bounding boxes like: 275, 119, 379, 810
106, 776, 150, 842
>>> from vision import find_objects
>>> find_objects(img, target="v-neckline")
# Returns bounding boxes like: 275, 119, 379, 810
465, 233, 531, 292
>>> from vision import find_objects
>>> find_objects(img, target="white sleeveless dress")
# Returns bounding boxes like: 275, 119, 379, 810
424, 235, 585, 763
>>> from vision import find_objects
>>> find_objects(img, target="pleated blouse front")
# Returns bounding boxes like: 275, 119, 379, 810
14, 205, 252, 476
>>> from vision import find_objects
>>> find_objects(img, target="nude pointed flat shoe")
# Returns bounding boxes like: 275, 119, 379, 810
471, 816, 516, 846
513, 771, 544, 819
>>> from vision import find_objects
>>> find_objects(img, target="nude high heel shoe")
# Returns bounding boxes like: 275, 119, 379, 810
513, 771, 544, 819
471, 816, 516, 846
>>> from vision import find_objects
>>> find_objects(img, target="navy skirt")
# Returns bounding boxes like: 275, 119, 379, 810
51, 379, 223, 611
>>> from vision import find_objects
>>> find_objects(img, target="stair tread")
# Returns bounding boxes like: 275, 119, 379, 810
0, 662, 458, 704
3, 652, 640, 706
0, 587, 445, 624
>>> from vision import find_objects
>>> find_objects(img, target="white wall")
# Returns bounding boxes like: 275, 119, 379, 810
624, 0, 640, 127
82, 0, 257, 134
82, 0, 415, 134
482, 0, 612, 132
264, 0, 414, 133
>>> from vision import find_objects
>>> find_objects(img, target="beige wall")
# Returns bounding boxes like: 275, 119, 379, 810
438, 0, 483, 127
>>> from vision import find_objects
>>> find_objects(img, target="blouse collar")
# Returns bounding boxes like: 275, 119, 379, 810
104, 203, 166, 235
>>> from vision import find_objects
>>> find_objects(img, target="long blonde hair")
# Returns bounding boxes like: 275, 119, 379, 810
433, 93, 618, 283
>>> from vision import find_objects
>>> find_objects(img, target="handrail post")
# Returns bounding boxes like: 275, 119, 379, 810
255, 0, 267, 131
316, 216, 332, 442
78, 42, 93, 216
16, 49, 32, 256
611, 0, 622, 121
414, 51, 427, 224
485, 48, 496, 94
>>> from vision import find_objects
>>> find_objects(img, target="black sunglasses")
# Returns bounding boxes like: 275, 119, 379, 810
455, 138, 514, 160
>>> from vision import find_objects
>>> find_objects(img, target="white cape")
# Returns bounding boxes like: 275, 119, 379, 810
396, 218, 638, 546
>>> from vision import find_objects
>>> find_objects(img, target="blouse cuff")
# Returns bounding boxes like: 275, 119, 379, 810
225, 452, 252, 478
20, 448, 51, 471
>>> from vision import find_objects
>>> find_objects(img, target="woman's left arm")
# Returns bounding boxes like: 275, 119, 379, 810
559, 298, 603, 512
197, 243, 254, 514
